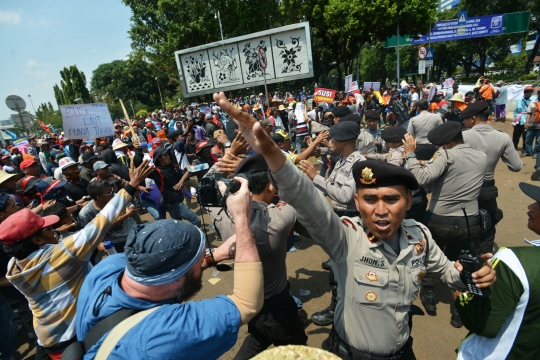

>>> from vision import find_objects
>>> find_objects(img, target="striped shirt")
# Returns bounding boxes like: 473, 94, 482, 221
6, 188, 133, 347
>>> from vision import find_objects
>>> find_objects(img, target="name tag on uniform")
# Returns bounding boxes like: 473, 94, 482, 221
357, 256, 386, 268
411, 255, 426, 268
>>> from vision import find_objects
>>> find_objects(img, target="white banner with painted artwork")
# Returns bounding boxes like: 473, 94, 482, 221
175, 22, 313, 97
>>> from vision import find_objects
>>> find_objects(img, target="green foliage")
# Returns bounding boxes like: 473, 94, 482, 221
136, 109, 148, 118
53, 65, 91, 106
36, 102, 63, 132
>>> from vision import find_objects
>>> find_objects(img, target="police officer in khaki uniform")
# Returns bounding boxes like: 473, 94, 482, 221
212, 91, 496, 359
403, 121, 488, 328
366, 127, 406, 166
209, 154, 307, 359
462, 101, 523, 253
298, 120, 366, 326
407, 100, 442, 160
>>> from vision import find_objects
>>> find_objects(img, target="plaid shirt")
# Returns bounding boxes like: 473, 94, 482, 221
6, 188, 133, 347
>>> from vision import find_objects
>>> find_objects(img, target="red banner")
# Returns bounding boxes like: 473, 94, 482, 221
313, 88, 336, 104
38, 119, 51, 133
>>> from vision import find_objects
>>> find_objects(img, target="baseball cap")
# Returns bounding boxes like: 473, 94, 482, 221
272, 129, 293, 143
37, 178, 68, 196
0, 208, 59, 245
58, 157, 77, 170
112, 138, 128, 150
93, 161, 109, 171
16, 176, 40, 194
195, 141, 212, 154
20, 159, 38, 170
261, 119, 273, 127
205, 113, 212, 119
80, 152, 98, 164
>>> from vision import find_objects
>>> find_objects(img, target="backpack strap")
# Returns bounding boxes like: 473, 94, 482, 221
83, 308, 139, 351
95, 307, 160, 359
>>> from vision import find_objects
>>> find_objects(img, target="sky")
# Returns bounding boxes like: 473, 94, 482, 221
0, 1, 133, 121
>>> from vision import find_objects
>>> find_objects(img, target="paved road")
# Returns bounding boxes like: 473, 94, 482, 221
11, 121, 537, 359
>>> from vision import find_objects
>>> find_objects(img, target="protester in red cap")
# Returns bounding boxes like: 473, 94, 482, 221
20, 159, 45, 179
0, 160, 154, 359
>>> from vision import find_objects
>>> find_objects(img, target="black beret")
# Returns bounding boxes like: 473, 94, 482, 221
460, 101, 489, 119
427, 122, 462, 145
352, 160, 418, 190
235, 154, 268, 174
340, 114, 362, 125
381, 127, 407, 143
332, 106, 352, 118
330, 121, 360, 141
364, 110, 380, 120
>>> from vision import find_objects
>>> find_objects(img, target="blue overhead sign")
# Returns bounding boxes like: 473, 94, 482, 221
412, 13, 504, 44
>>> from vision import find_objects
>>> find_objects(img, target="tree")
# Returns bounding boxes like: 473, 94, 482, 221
36, 102, 63, 132
53, 65, 91, 106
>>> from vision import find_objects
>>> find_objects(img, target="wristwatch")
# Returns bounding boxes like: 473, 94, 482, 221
224, 141, 231, 148
406, 153, 416, 160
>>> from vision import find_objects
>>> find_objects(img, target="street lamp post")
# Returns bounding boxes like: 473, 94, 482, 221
215, 11, 224, 41
155, 77, 164, 110
27, 95, 37, 114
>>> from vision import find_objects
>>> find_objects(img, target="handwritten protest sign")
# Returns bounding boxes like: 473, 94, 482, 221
60, 103, 114, 139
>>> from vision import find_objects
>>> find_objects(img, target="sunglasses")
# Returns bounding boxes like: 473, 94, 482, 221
102, 188, 115, 196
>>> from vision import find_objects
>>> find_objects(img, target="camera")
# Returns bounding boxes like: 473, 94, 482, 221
197, 172, 250, 207
443, 108, 462, 123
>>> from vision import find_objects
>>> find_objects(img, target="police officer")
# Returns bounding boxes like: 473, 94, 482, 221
407, 99, 442, 160
298, 121, 366, 326
366, 127, 428, 224
212, 92, 495, 359
360, 110, 385, 154
403, 121, 488, 328
462, 101, 523, 253
332, 106, 352, 123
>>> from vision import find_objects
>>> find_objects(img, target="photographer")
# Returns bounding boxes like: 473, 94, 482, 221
206, 155, 307, 359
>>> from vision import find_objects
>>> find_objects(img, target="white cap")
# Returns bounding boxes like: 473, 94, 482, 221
58, 157, 77, 170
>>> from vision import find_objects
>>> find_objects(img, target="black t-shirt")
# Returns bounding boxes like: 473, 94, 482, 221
0, 248, 26, 306
185, 141, 198, 160
65, 179, 89, 201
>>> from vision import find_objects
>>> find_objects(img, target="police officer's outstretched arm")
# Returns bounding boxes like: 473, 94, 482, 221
213, 92, 354, 262
502, 136, 523, 172
218, 177, 264, 325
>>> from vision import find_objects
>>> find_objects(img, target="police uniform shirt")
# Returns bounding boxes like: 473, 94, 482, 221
407, 111, 443, 144
211, 200, 296, 299
407, 144, 487, 216
366, 145, 405, 167
312, 150, 366, 211
272, 160, 464, 355
462, 125, 522, 181
365, 128, 386, 153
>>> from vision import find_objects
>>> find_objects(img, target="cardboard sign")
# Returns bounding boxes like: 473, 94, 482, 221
60, 103, 114, 139
313, 88, 336, 104
363, 82, 381, 91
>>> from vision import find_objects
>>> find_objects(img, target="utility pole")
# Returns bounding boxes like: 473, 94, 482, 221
155, 77, 164, 110
396, 22, 400, 83
215, 11, 224, 41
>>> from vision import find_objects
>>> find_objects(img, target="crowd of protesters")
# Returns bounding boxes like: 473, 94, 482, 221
0, 78, 536, 360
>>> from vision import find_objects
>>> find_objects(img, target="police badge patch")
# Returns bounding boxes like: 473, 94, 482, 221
365, 292, 377, 302
365, 271, 378, 282
415, 238, 426, 254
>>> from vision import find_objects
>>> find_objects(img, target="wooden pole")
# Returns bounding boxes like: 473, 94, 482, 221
119, 99, 138, 146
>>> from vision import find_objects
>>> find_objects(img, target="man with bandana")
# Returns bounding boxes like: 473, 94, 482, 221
75, 177, 264, 359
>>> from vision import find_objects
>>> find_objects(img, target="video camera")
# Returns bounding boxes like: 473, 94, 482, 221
443, 108, 463, 123
197, 172, 251, 207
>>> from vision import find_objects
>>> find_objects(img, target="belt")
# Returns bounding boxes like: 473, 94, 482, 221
330, 327, 412, 360
426, 211, 479, 226
482, 179, 495, 187
334, 209, 360, 217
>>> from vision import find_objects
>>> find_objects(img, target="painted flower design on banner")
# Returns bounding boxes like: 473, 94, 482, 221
276, 37, 302, 73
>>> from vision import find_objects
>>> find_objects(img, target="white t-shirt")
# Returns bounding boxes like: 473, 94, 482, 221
411, 92, 419, 103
